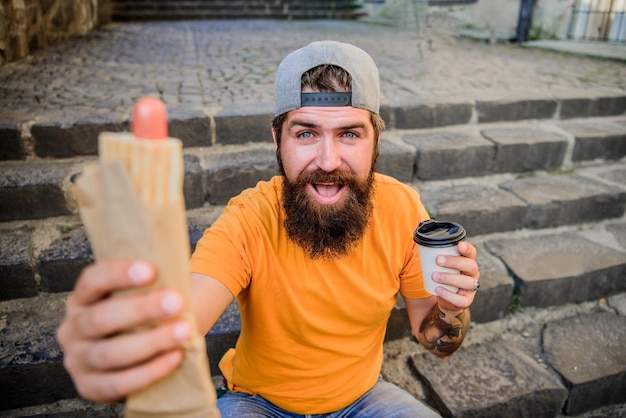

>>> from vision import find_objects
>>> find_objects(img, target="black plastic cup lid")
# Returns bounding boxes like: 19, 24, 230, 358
413, 219, 466, 247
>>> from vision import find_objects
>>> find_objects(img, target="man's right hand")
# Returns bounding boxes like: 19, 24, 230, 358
56, 259, 192, 403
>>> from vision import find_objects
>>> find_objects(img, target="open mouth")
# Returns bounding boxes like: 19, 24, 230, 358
310, 182, 346, 204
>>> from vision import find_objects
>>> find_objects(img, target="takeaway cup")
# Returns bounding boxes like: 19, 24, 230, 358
413, 219, 467, 296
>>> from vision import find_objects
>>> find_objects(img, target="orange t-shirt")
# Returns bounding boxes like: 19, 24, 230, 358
190, 173, 431, 414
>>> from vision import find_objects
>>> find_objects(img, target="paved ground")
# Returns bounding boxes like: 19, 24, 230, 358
1, 13, 625, 128
525, 39, 626, 62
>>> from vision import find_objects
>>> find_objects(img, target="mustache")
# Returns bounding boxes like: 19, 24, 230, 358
288, 169, 361, 188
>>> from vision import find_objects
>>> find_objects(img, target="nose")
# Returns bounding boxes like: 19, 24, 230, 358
315, 137, 341, 172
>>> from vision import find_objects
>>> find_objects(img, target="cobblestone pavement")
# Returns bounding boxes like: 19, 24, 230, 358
1, 14, 626, 124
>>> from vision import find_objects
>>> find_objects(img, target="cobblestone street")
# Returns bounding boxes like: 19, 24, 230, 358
1, 15, 625, 124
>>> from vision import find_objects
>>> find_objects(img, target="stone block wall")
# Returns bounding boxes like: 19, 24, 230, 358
0, 0, 111, 65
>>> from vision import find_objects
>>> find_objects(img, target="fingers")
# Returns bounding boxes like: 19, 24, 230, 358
72, 260, 156, 306
457, 241, 477, 259
436, 243, 480, 281
72, 289, 185, 340
436, 285, 474, 309
73, 349, 184, 403
433, 271, 477, 293
59, 299, 190, 402
82, 320, 191, 372
56, 259, 190, 403
432, 241, 481, 309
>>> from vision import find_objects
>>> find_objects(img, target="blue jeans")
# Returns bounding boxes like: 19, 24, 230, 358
216, 377, 442, 417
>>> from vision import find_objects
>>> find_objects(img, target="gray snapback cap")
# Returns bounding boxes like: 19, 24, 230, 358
274, 40, 380, 116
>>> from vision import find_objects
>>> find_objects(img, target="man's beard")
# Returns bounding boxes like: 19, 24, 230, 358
280, 167, 375, 259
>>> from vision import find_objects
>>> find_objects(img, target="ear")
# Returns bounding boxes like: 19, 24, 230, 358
271, 126, 279, 150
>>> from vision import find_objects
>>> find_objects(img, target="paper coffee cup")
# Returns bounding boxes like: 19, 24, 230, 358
413, 219, 466, 296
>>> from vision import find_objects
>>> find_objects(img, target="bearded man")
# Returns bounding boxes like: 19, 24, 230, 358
58, 41, 480, 417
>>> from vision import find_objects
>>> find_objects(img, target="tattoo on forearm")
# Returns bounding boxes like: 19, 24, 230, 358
418, 305, 469, 357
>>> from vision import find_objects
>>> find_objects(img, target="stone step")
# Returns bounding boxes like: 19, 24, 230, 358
2, 160, 625, 409
3, 92, 625, 162
2, 113, 626, 223
386, 217, 626, 336
2, 155, 625, 412
383, 293, 626, 417
110, 0, 363, 21
1, 95, 625, 414
0, 290, 238, 412
2, 160, 625, 302
2, 267, 625, 414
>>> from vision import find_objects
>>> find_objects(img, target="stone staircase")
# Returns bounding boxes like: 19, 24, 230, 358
1, 93, 626, 416
110, 0, 365, 21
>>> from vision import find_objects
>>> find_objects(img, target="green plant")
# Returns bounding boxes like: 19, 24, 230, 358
529, 25, 558, 41
60, 225, 77, 233
509, 292, 524, 314
548, 167, 575, 175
